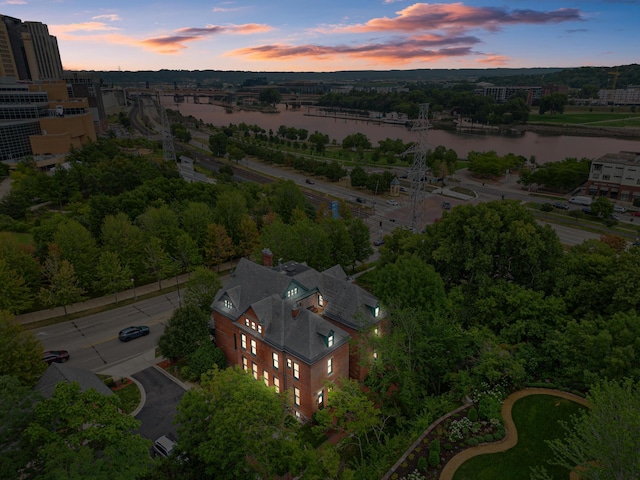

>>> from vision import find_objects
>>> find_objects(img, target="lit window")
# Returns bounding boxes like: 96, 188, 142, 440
287, 358, 292, 368
318, 295, 324, 307
327, 332, 334, 347
294, 410, 300, 419
274, 376, 280, 393
263, 370, 269, 387
318, 390, 324, 407
257, 325, 262, 334
294, 387, 300, 406
241, 333, 247, 350
272, 352, 279, 369
242, 357, 248, 371
287, 286, 298, 298
374, 306, 380, 317
293, 362, 299, 379
245, 318, 250, 327
251, 321, 256, 330
251, 339, 257, 355
327, 357, 333, 375
252, 362, 258, 380
224, 299, 233, 309
373, 352, 378, 360
374, 326, 379, 336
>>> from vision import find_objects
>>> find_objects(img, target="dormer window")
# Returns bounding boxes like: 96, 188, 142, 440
327, 331, 334, 347
318, 294, 324, 307
287, 286, 298, 298
374, 305, 380, 317
224, 298, 233, 309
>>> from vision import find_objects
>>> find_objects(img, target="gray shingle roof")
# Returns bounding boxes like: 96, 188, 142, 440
212, 258, 384, 363
35, 363, 114, 398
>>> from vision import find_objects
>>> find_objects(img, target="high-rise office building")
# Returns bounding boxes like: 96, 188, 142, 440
0, 14, 32, 80
23, 21, 63, 80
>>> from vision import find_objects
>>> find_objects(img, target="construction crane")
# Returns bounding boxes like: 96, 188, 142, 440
608, 68, 621, 90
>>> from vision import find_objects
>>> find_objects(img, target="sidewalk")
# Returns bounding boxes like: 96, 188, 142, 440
15, 261, 235, 326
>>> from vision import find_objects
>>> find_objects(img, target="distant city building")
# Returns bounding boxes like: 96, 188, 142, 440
476, 84, 543, 105
598, 86, 640, 106
0, 78, 97, 165
63, 72, 107, 134
0, 15, 62, 81
585, 151, 640, 203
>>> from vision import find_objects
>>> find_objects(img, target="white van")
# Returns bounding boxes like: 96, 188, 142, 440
569, 196, 592, 206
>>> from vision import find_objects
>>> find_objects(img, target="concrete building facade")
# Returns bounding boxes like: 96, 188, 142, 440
584, 151, 640, 204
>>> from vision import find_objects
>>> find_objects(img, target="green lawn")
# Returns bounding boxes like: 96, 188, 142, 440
0, 231, 34, 244
453, 395, 587, 480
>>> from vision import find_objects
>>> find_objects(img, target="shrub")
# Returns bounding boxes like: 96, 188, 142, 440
484, 434, 494, 442
428, 448, 439, 467
478, 396, 501, 421
494, 431, 504, 441
444, 443, 453, 451
475, 436, 485, 444
467, 438, 479, 447
392, 475, 398, 480
409, 454, 415, 461
415, 447, 422, 453
402, 462, 408, 468
417, 456, 427, 472
540, 203, 553, 212
468, 406, 478, 422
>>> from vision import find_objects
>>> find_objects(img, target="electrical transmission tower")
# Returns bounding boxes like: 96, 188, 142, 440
158, 92, 176, 163
403, 103, 430, 232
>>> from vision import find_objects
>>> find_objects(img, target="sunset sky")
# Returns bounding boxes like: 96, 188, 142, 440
2, 0, 637, 72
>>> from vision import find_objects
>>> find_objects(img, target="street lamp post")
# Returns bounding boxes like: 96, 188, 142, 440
131, 278, 137, 300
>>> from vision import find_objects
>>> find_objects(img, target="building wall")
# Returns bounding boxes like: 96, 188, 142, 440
585, 152, 640, 203
0, 21, 19, 78
30, 113, 96, 154
0, 120, 40, 160
214, 309, 351, 420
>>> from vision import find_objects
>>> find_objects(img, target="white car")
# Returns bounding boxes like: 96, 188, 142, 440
152, 435, 177, 458
386, 199, 399, 206
614, 205, 627, 213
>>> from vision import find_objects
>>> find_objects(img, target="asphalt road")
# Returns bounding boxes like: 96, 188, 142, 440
133, 367, 187, 442
35, 291, 181, 372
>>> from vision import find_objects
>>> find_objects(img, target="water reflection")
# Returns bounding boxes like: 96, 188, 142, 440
164, 97, 640, 164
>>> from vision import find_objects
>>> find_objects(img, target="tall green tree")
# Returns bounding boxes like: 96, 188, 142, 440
94, 251, 133, 303
144, 237, 175, 290
175, 367, 303, 480
0, 258, 33, 314
23, 382, 152, 480
181, 201, 215, 248
38, 252, 86, 315
0, 375, 41, 478
158, 304, 210, 360
100, 212, 147, 279
347, 217, 373, 268
183, 266, 222, 314
0, 312, 46, 386
544, 378, 640, 480
204, 224, 234, 272
53, 219, 98, 289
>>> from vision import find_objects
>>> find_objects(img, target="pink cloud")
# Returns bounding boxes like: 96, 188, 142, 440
476, 54, 510, 65
342, 2, 582, 33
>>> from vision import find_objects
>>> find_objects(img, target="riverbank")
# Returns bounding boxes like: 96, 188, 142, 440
512, 123, 640, 139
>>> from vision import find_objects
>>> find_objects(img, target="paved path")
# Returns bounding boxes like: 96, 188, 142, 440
439, 388, 589, 480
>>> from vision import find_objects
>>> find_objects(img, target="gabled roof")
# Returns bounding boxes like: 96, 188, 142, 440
249, 294, 349, 364
213, 258, 383, 330
35, 363, 113, 398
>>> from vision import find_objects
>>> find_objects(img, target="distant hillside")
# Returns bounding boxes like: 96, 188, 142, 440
74, 64, 640, 90
478, 64, 640, 89
73, 67, 565, 88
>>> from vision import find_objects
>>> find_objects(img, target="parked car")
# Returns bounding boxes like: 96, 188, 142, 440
356, 197, 365, 204
569, 196, 592, 206
442, 201, 451, 210
374, 239, 384, 246
43, 350, 69, 365
386, 199, 398, 206
581, 207, 596, 216
631, 211, 640, 217
552, 201, 570, 210
305, 178, 315, 184
614, 205, 627, 213
118, 325, 150, 342
152, 435, 177, 458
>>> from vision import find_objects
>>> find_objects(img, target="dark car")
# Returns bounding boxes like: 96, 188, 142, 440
552, 201, 570, 210
356, 197, 365, 204
374, 239, 384, 246
305, 179, 315, 184
43, 350, 70, 365
582, 207, 596, 216
632, 211, 640, 217
118, 325, 150, 342
442, 201, 451, 210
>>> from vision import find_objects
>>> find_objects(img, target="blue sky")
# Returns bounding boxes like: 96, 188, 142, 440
2, 0, 638, 72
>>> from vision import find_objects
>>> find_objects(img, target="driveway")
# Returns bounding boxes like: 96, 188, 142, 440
132, 366, 188, 442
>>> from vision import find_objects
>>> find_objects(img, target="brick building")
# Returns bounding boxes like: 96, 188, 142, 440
211, 252, 385, 420
584, 151, 640, 204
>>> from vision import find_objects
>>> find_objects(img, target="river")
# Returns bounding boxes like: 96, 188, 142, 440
163, 97, 640, 164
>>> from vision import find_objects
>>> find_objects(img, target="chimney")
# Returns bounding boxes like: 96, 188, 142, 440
261, 248, 273, 267
291, 301, 301, 318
